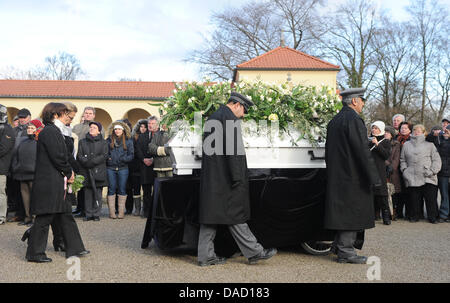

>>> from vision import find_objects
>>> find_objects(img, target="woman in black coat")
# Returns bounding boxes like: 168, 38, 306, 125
129, 119, 147, 216
25, 103, 89, 263
135, 118, 155, 218
369, 121, 392, 225
77, 121, 108, 221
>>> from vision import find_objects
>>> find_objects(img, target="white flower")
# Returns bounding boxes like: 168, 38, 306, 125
188, 98, 193, 104
164, 103, 169, 108
268, 113, 279, 122
260, 95, 265, 101
173, 89, 177, 93
246, 95, 252, 101
312, 110, 318, 118
267, 97, 272, 102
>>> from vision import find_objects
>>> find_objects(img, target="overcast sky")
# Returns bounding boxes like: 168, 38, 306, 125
0, 0, 445, 82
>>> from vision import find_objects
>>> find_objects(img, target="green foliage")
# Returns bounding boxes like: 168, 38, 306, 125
155, 79, 342, 143
71, 174, 85, 194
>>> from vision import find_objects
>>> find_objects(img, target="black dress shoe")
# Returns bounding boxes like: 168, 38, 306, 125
248, 248, 277, 264
77, 250, 90, 257
83, 217, 94, 221
93, 216, 100, 221
27, 257, 52, 263
337, 255, 367, 264
198, 256, 226, 267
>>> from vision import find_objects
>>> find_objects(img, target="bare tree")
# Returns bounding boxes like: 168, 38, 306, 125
406, 0, 448, 123
44, 52, 85, 80
370, 19, 421, 122
186, 0, 324, 80
313, 0, 381, 89
0, 52, 86, 80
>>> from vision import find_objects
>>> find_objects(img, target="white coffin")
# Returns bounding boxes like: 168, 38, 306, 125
167, 123, 325, 175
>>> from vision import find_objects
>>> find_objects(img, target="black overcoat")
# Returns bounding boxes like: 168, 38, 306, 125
30, 123, 73, 215
135, 131, 155, 185
369, 135, 391, 196
199, 105, 250, 225
324, 106, 380, 230
77, 134, 109, 188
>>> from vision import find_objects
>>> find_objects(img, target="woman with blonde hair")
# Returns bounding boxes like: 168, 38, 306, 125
400, 124, 441, 223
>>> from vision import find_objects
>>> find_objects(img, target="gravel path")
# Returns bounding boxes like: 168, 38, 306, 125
1, 207, 449, 283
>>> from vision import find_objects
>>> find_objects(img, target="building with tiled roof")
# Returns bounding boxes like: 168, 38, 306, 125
0, 80, 175, 128
0, 47, 339, 129
233, 46, 340, 90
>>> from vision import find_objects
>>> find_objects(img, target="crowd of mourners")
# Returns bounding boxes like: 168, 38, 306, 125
0, 104, 449, 229
0, 103, 173, 227
368, 114, 449, 225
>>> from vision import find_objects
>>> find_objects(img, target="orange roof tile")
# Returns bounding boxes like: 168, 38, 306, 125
236, 46, 340, 70
0, 80, 176, 100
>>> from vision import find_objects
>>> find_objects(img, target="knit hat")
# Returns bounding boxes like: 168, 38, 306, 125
30, 119, 43, 129
113, 124, 124, 130
371, 121, 385, 136
89, 121, 102, 132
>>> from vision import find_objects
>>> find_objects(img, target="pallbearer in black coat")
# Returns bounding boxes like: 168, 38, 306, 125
325, 88, 381, 264
197, 92, 277, 266
25, 103, 89, 263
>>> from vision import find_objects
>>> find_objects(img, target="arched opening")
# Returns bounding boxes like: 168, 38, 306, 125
94, 108, 112, 137
6, 107, 19, 126
123, 108, 151, 128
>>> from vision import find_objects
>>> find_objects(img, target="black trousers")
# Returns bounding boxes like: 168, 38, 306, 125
75, 188, 85, 213
26, 213, 86, 260
408, 184, 438, 221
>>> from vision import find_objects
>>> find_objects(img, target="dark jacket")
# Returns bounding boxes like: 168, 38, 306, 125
77, 134, 109, 188
369, 135, 391, 196
106, 121, 134, 169
135, 131, 155, 185
129, 119, 147, 177
11, 135, 36, 181
30, 123, 73, 215
426, 133, 450, 177
148, 130, 173, 171
0, 123, 15, 175
324, 106, 380, 231
199, 105, 250, 225
386, 140, 402, 193
65, 136, 80, 174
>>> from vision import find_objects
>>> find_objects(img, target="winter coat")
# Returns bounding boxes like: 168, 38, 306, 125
30, 123, 73, 215
199, 105, 250, 225
11, 135, 36, 181
64, 135, 80, 174
386, 140, 402, 193
129, 119, 147, 177
135, 131, 155, 185
400, 135, 441, 187
0, 123, 15, 175
426, 133, 450, 177
148, 130, 173, 171
77, 133, 109, 188
324, 106, 380, 231
369, 135, 391, 196
106, 121, 134, 170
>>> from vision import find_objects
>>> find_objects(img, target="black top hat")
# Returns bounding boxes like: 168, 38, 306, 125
228, 92, 254, 114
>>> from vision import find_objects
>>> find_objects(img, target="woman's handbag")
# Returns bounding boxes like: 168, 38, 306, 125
91, 166, 106, 182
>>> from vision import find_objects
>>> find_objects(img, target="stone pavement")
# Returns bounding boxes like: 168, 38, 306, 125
0, 206, 449, 283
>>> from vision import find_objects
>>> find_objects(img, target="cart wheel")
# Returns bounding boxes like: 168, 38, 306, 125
300, 241, 332, 256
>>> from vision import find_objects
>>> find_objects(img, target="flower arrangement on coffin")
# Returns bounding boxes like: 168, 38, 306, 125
153, 79, 342, 145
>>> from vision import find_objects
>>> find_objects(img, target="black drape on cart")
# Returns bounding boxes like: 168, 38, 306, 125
141, 168, 336, 257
